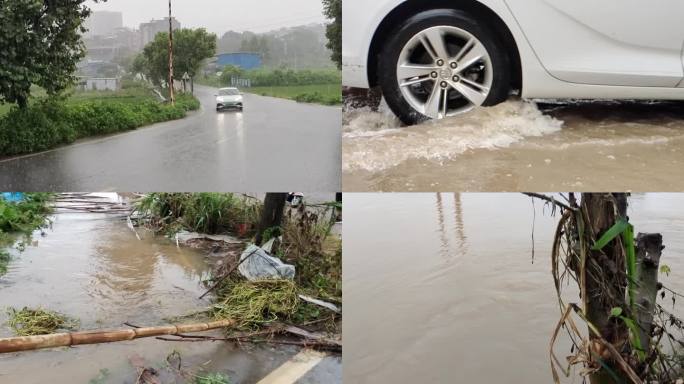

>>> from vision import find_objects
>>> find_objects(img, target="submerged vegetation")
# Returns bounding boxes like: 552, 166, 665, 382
6, 307, 78, 336
0, 193, 54, 276
135, 193, 261, 236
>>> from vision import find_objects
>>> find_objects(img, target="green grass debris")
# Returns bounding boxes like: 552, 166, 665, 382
6, 307, 79, 336
211, 280, 299, 330
195, 372, 231, 384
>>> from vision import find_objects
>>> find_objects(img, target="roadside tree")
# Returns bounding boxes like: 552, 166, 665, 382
137, 28, 216, 88
322, 0, 341, 69
0, 0, 105, 109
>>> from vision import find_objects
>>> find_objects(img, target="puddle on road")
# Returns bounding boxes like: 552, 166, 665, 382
0, 196, 308, 384
343, 100, 684, 191
343, 193, 684, 383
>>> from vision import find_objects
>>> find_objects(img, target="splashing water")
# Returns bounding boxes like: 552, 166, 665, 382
343, 100, 564, 172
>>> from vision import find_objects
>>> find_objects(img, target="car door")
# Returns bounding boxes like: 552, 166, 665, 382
504, 0, 684, 87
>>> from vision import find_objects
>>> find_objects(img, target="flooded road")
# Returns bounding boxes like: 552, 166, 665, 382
342, 100, 684, 191
0, 196, 340, 383
343, 193, 684, 383
0, 85, 341, 192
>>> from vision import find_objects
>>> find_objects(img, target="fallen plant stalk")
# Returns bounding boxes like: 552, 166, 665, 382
0, 319, 235, 354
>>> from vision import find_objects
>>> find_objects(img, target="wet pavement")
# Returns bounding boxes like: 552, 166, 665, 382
343, 193, 684, 383
0, 86, 341, 192
342, 99, 684, 192
0, 195, 341, 383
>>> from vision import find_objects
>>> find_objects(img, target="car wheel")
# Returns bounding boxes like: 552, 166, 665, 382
378, 9, 511, 125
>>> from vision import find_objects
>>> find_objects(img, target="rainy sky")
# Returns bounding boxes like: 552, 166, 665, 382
87, 0, 328, 34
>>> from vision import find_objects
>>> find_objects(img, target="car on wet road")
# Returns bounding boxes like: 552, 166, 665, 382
215, 87, 244, 111
343, 0, 684, 124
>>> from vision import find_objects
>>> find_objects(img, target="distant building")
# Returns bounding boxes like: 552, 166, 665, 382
84, 11, 123, 38
215, 52, 263, 70
77, 77, 121, 91
140, 18, 181, 46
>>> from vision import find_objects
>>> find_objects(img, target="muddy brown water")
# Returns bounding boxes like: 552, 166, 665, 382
0, 198, 340, 384
342, 100, 684, 191
343, 193, 684, 383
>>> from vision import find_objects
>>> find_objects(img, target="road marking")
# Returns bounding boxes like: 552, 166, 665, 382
256, 350, 327, 384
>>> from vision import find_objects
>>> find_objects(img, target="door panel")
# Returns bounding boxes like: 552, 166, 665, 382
505, 0, 684, 87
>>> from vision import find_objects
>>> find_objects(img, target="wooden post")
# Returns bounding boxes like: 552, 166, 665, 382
581, 193, 630, 384
168, 0, 175, 105
634, 233, 664, 356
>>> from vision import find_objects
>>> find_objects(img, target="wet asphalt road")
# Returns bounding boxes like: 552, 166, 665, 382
0, 85, 341, 191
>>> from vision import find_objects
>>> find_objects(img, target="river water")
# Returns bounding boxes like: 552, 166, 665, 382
342, 100, 684, 191
343, 193, 684, 383
0, 196, 340, 384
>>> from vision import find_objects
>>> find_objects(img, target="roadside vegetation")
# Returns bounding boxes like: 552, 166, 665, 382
0, 83, 200, 157
198, 67, 342, 105
135, 193, 342, 348
0, 193, 54, 276
135, 193, 261, 237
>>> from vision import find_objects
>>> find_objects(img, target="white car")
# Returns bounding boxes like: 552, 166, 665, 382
343, 0, 684, 124
215, 87, 243, 111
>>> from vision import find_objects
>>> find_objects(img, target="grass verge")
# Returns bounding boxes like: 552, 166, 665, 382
0, 85, 200, 157
247, 84, 342, 105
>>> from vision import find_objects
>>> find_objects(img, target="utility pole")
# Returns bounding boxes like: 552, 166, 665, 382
168, 0, 175, 105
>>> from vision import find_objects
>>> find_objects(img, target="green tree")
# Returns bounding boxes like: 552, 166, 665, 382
322, 0, 341, 69
140, 28, 217, 87
0, 0, 105, 108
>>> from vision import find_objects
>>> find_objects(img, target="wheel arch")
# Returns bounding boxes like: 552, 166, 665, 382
367, 0, 522, 92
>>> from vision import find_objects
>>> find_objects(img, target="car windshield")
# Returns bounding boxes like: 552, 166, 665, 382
218, 89, 239, 96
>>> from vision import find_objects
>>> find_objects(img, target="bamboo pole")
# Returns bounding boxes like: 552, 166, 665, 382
0, 319, 234, 354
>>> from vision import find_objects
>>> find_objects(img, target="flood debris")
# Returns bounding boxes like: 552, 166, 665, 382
237, 244, 295, 281
6, 307, 78, 336
127, 193, 341, 353
0, 319, 234, 354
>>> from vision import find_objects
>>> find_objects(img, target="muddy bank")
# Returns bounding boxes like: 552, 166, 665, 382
342, 100, 684, 191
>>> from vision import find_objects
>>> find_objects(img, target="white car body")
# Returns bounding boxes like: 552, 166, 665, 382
343, 0, 684, 100
216, 87, 244, 110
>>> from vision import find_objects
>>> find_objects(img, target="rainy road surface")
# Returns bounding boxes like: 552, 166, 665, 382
343, 99, 684, 191
0, 194, 341, 383
0, 86, 341, 191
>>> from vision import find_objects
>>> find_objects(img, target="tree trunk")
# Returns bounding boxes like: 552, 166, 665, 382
17, 95, 28, 110
634, 233, 663, 357
255, 193, 288, 246
581, 193, 630, 384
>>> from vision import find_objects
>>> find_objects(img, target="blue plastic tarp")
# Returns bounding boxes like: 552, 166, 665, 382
1, 192, 25, 203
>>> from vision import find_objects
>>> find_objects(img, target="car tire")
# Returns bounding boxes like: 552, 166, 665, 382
378, 8, 511, 125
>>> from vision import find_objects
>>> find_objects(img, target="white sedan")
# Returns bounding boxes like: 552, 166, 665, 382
342, 0, 684, 124
215, 87, 244, 111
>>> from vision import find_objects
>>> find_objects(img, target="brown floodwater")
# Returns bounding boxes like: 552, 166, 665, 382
0, 195, 340, 384
343, 193, 684, 383
342, 100, 684, 191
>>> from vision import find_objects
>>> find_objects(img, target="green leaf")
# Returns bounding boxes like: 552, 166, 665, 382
591, 218, 629, 251
610, 307, 623, 317
660, 264, 671, 276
